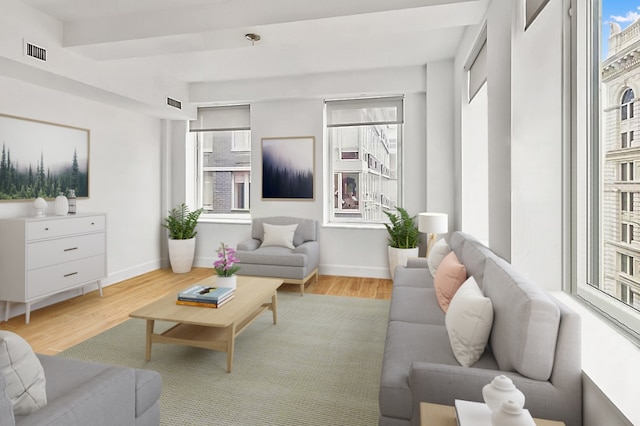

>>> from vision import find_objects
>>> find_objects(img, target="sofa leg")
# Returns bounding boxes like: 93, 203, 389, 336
300, 283, 304, 297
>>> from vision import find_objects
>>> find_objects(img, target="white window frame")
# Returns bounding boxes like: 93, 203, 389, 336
574, 0, 640, 343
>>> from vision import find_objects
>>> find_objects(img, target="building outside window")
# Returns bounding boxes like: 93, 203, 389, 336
189, 105, 251, 219
325, 97, 403, 224
579, 0, 640, 329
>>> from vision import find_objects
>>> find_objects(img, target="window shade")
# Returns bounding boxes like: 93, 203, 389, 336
468, 40, 487, 103
326, 96, 404, 128
189, 105, 250, 131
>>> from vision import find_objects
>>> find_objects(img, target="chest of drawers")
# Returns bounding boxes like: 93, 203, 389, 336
0, 213, 107, 323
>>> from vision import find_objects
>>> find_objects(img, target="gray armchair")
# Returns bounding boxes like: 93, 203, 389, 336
236, 217, 319, 295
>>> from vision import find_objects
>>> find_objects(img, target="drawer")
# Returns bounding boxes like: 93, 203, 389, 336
27, 215, 106, 241
27, 255, 106, 299
27, 233, 106, 270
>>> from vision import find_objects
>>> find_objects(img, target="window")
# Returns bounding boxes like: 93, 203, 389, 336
189, 105, 251, 218
325, 97, 403, 224
576, 0, 640, 341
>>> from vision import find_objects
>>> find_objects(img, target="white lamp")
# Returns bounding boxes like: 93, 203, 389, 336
418, 212, 448, 256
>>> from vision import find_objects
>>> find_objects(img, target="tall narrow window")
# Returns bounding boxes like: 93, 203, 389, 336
325, 97, 403, 224
577, 0, 640, 339
189, 105, 251, 218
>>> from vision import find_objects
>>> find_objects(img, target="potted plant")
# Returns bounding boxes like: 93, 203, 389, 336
213, 242, 241, 289
384, 206, 420, 279
163, 203, 203, 273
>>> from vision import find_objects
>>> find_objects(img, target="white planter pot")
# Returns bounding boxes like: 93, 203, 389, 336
215, 275, 237, 290
168, 238, 196, 274
388, 246, 419, 279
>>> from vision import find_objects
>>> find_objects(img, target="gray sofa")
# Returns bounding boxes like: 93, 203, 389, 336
2, 354, 161, 426
236, 216, 320, 295
379, 231, 582, 426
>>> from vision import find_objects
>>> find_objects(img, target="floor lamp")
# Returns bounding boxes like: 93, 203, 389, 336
418, 212, 448, 256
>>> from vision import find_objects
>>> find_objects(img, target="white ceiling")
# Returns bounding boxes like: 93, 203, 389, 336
18, 0, 488, 84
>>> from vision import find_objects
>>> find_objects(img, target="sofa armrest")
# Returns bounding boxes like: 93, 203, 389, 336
406, 258, 430, 269
17, 367, 136, 426
409, 362, 561, 423
294, 241, 320, 267
237, 238, 261, 251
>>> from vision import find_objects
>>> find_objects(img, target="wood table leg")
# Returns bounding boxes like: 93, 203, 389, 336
271, 292, 278, 325
226, 323, 236, 373
145, 319, 155, 362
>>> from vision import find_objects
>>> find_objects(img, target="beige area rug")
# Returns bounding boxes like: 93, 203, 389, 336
58, 293, 390, 426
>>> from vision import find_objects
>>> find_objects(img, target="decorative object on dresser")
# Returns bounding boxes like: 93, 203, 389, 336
163, 203, 203, 273
67, 189, 77, 214
54, 192, 69, 216
32, 197, 47, 217
0, 213, 107, 324
384, 206, 419, 279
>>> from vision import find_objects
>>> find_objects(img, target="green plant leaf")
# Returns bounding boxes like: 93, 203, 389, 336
162, 203, 203, 240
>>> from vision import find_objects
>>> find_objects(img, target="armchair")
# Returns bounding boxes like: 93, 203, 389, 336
236, 217, 319, 295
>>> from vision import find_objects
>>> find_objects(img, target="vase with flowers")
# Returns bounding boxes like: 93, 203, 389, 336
213, 242, 241, 289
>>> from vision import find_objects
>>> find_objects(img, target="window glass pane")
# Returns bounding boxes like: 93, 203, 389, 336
326, 97, 402, 224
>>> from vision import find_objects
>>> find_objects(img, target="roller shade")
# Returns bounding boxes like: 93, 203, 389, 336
468, 40, 487, 103
189, 105, 250, 131
326, 96, 403, 128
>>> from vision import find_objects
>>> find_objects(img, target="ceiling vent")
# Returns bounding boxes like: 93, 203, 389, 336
24, 41, 47, 62
166, 97, 182, 110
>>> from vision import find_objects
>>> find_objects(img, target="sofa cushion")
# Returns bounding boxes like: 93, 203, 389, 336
427, 238, 451, 276
389, 287, 445, 325
483, 257, 560, 381
445, 276, 494, 367
261, 223, 298, 249
236, 246, 307, 267
0, 331, 46, 416
0, 373, 15, 426
392, 265, 434, 289
433, 252, 467, 313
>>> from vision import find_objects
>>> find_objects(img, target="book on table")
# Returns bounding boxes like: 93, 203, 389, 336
176, 295, 235, 308
178, 285, 235, 304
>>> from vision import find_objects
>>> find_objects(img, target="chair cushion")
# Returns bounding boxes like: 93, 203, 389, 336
0, 331, 47, 416
251, 217, 316, 246
236, 246, 307, 267
483, 257, 560, 381
261, 223, 298, 249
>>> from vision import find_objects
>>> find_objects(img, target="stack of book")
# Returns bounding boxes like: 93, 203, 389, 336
176, 285, 235, 308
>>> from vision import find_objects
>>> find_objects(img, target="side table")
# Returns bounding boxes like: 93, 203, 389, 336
420, 402, 566, 426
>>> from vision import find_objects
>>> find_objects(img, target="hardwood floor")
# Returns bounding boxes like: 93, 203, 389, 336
1, 268, 392, 355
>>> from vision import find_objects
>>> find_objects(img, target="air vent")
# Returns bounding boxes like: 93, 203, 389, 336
166, 97, 182, 110
25, 41, 47, 62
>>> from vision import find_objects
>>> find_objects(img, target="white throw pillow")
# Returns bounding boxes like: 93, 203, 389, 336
428, 238, 451, 276
0, 331, 47, 415
445, 276, 494, 367
261, 223, 298, 249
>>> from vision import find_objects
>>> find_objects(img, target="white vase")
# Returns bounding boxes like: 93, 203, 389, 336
492, 400, 535, 426
215, 275, 237, 290
33, 197, 47, 217
388, 246, 419, 279
167, 238, 196, 274
483, 375, 525, 413
55, 193, 69, 215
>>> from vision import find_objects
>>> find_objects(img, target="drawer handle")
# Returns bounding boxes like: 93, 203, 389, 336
64, 272, 78, 278
64, 247, 79, 252
45, 227, 49, 231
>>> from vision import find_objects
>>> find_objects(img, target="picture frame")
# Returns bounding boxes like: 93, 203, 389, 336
0, 113, 90, 201
261, 136, 314, 200
525, 0, 550, 30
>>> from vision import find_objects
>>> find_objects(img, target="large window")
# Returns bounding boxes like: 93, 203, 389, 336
325, 97, 403, 224
189, 105, 251, 219
576, 0, 640, 339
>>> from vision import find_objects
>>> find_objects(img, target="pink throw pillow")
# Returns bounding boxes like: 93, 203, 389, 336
434, 251, 467, 313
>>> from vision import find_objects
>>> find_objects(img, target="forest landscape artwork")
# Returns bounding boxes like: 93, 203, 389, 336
0, 114, 89, 201
262, 136, 314, 200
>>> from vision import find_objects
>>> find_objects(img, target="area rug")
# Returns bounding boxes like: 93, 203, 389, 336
58, 293, 390, 426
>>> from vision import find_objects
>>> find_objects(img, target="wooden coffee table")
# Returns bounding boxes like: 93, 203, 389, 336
420, 402, 565, 426
129, 275, 282, 372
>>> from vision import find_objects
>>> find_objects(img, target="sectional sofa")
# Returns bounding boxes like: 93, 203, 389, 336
379, 231, 582, 426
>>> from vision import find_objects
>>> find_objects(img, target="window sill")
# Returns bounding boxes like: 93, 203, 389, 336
551, 292, 639, 424
322, 221, 386, 230
198, 217, 251, 225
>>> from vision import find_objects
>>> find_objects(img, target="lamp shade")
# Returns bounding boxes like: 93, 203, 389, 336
418, 212, 448, 234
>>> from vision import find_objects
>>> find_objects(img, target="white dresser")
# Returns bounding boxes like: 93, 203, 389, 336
0, 213, 107, 323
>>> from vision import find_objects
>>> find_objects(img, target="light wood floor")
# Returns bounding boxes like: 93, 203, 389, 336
1, 268, 392, 355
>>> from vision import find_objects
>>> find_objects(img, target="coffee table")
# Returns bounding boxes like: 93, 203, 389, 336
129, 275, 282, 372
420, 402, 565, 426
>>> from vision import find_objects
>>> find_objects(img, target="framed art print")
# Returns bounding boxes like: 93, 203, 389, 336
0, 113, 90, 201
261, 136, 314, 200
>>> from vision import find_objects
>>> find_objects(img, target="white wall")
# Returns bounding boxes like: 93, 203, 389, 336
0, 75, 163, 318
178, 67, 435, 278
